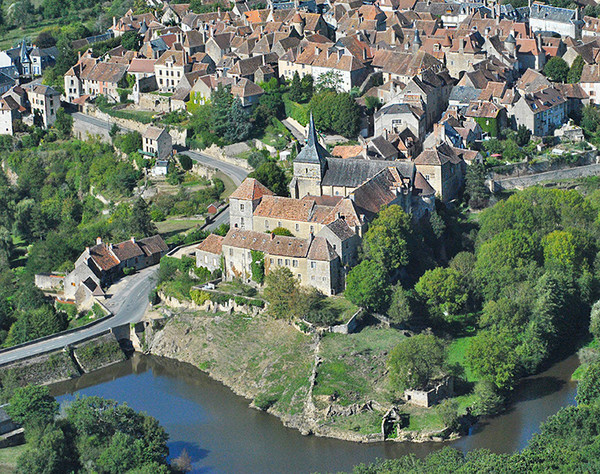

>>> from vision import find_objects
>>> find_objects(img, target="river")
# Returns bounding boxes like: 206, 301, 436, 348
49, 354, 579, 474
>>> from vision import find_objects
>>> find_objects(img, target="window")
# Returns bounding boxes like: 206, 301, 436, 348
310, 225, 314, 233
285, 259, 290, 266
293, 260, 298, 267
310, 262, 316, 269
240, 203, 245, 211
425, 174, 430, 181
278, 258, 283, 265
270, 258, 273, 264
229, 249, 233, 256
298, 274, 301, 280
265, 220, 269, 228
295, 223, 299, 231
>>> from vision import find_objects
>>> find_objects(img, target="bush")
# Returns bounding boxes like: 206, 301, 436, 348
190, 289, 211, 306
179, 154, 193, 171
123, 266, 136, 276
471, 381, 504, 417
436, 399, 460, 431
194, 265, 211, 282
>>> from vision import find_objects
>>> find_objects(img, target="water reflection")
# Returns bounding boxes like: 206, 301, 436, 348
50, 354, 578, 474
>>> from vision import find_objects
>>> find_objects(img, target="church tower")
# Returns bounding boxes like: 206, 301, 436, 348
289, 113, 330, 198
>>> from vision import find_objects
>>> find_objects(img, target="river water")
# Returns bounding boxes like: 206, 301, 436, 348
49, 353, 578, 474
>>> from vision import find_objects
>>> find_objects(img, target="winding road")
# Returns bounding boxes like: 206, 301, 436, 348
0, 113, 248, 366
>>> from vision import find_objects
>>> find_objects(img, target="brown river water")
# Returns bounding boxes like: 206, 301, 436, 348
49, 353, 579, 474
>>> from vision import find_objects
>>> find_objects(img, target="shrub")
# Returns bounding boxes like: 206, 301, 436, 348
190, 289, 211, 306
471, 381, 505, 417
123, 266, 136, 276
253, 393, 278, 411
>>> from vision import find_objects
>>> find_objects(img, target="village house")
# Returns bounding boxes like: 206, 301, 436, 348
25, 84, 60, 128
143, 125, 173, 160
413, 143, 467, 203
154, 50, 192, 92
512, 86, 567, 137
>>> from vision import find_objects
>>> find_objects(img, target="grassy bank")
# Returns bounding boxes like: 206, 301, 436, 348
0, 444, 27, 473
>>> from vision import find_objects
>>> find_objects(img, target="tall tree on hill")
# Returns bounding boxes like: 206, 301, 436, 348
289, 72, 303, 102
225, 98, 252, 142
568, 55, 585, 84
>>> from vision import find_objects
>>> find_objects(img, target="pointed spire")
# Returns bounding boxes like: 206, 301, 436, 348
307, 112, 318, 147
414, 28, 422, 46
20, 39, 29, 62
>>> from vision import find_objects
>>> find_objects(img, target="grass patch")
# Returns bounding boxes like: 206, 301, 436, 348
405, 406, 443, 432
283, 94, 309, 126
156, 218, 205, 236
74, 334, 125, 372
314, 327, 405, 406
323, 296, 359, 325
215, 170, 237, 199
327, 410, 383, 435
447, 336, 478, 383
0, 443, 27, 470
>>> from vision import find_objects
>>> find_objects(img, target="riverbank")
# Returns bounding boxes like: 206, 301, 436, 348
148, 309, 467, 443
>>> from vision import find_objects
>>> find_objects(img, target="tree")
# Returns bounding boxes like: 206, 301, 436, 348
178, 154, 193, 171
516, 124, 532, 147
6, 385, 58, 428
121, 31, 142, 51
113, 131, 142, 155
264, 267, 298, 319
109, 123, 120, 140
270, 227, 293, 236
543, 56, 569, 83
225, 97, 252, 143
576, 362, 600, 405
250, 250, 265, 284
471, 381, 504, 416
590, 300, 600, 342
415, 267, 468, 320
315, 70, 343, 91
211, 85, 233, 137
54, 108, 72, 139
129, 198, 157, 237
300, 74, 313, 102
288, 72, 303, 102
387, 285, 415, 326
465, 331, 520, 390
35, 31, 56, 48
248, 162, 289, 196
387, 334, 446, 390
365, 96, 382, 113
344, 260, 389, 312
568, 55, 585, 84
362, 205, 412, 274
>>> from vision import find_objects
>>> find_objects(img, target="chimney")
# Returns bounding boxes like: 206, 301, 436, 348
131, 237, 136, 243
315, 46, 321, 55
113, 16, 116, 28
96, 237, 102, 245
218, 6, 221, 17
78, 50, 81, 61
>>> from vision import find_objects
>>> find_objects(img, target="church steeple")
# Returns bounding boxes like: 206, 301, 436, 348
295, 112, 329, 166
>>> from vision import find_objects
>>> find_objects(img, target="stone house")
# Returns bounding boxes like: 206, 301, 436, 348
64, 55, 128, 103
205, 33, 234, 65
154, 50, 192, 92
529, 4, 582, 39
229, 177, 275, 230
374, 103, 427, 142
580, 63, 600, 105
413, 143, 467, 203
0, 96, 20, 136
512, 87, 567, 137
29, 46, 58, 76
25, 84, 60, 128
143, 125, 172, 160
196, 233, 224, 272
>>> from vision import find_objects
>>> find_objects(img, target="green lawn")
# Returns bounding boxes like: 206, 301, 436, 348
0, 443, 27, 472
156, 218, 205, 236
447, 336, 478, 383
323, 296, 359, 325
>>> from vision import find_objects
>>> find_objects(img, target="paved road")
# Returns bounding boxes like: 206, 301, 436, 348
0, 266, 158, 366
0, 114, 248, 365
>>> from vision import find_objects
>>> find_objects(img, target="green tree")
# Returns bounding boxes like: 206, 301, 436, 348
270, 227, 293, 236
130, 198, 157, 237
568, 55, 585, 84
178, 154, 193, 171
516, 124, 532, 147
315, 70, 343, 91
576, 362, 600, 405
264, 267, 298, 319
250, 250, 265, 284
590, 300, 600, 341
414, 267, 468, 320
248, 162, 289, 196
6, 385, 58, 428
121, 31, 142, 51
300, 74, 313, 102
225, 97, 252, 142
466, 331, 520, 390
387, 285, 415, 326
543, 56, 569, 83
365, 95, 382, 113
387, 334, 446, 390
6, 304, 67, 346
362, 205, 412, 274
211, 84, 233, 137
344, 260, 389, 312
54, 108, 72, 139
471, 381, 504, 416
288, 72, 303, 102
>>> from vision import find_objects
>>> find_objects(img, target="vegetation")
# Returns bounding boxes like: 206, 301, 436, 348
544, 56, 569, 83
7, 387, 171, 474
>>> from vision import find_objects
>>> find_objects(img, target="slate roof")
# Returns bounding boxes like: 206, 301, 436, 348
325, 218, 356, 240
449, 85, 482, 104
414, 143, 464, 166
530, 4, 577, 23
321, 158, 414, 188
350, 167, 409, 216
295, 113, 330, 164
197, 233, 224, 255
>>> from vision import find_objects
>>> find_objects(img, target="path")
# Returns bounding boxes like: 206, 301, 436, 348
494, 163, 600, 190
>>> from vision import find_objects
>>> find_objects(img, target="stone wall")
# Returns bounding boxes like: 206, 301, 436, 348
492, 163, 600, 191
79, 105, 187, 145
199, 143, 254, 171
139, 93, 171, 114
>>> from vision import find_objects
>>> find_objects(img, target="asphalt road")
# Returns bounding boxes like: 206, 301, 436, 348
0, 114, 249, 365
0, 266, 158, 366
